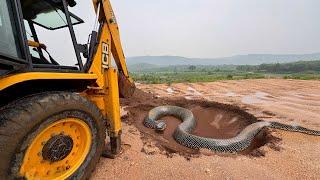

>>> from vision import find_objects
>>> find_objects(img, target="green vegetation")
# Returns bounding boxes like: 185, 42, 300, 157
131, 71, 265, 84
237, 60, 320, 73
130, 60, 320, 84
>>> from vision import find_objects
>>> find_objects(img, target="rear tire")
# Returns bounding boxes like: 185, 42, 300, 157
0, 92, 106, 179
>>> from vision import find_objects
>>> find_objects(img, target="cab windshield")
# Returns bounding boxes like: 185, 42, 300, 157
21, 0, 85, 68
22, 0, 83, 30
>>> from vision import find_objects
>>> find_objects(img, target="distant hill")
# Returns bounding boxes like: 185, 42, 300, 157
127, 53, 320, 70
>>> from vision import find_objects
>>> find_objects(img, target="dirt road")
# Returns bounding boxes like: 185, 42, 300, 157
92, 79, 320, 180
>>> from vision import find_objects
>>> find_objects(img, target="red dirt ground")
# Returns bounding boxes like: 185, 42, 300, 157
92, 79, 320, 180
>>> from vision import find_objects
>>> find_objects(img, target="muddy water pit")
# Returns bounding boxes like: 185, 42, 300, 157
122, 90, 280, 157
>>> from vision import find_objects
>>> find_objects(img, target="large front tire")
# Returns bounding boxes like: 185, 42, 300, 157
0, 92, 106, 179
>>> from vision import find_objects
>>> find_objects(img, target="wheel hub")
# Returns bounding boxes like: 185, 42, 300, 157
42, 134, 74, 162
19, 119, 92, 179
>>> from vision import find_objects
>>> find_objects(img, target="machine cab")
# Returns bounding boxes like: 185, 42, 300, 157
0, 0, 85, 76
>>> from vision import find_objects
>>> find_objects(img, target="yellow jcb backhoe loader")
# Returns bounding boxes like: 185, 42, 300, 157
0, 0, 135, 179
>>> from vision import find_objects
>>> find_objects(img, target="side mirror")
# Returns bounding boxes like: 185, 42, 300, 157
52, 0, 77, 7
77, 44, 89, 59
67, 0, 77, 7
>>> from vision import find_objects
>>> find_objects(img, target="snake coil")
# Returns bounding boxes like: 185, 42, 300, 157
144, 106, 320, 153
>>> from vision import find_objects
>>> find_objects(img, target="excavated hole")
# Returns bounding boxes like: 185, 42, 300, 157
121, 89, 281, 158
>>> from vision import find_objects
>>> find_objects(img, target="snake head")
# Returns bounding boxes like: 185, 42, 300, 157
155, 120, 167, 133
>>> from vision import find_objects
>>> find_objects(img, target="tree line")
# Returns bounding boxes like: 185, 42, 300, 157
236, 60, 320, 73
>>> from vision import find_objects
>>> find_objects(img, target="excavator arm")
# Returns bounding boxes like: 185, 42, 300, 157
83, 0, 135, 155
93, 0, 135, 98
101, 0, 129, 77
103, 0, 136, 98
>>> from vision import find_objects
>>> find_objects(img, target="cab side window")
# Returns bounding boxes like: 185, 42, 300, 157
24, 20, 41, 59
0, 0, 22, 58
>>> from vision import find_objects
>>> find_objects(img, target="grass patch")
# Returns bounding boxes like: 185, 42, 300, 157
130, 60, 320, 84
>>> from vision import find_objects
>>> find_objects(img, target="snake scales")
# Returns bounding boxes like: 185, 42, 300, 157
144, 106, 320, 153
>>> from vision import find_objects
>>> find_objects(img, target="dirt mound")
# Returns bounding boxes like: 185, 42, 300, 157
121, 89, 280, 157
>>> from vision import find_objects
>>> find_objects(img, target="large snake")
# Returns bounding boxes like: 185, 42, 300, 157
144, 106, 320, 153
